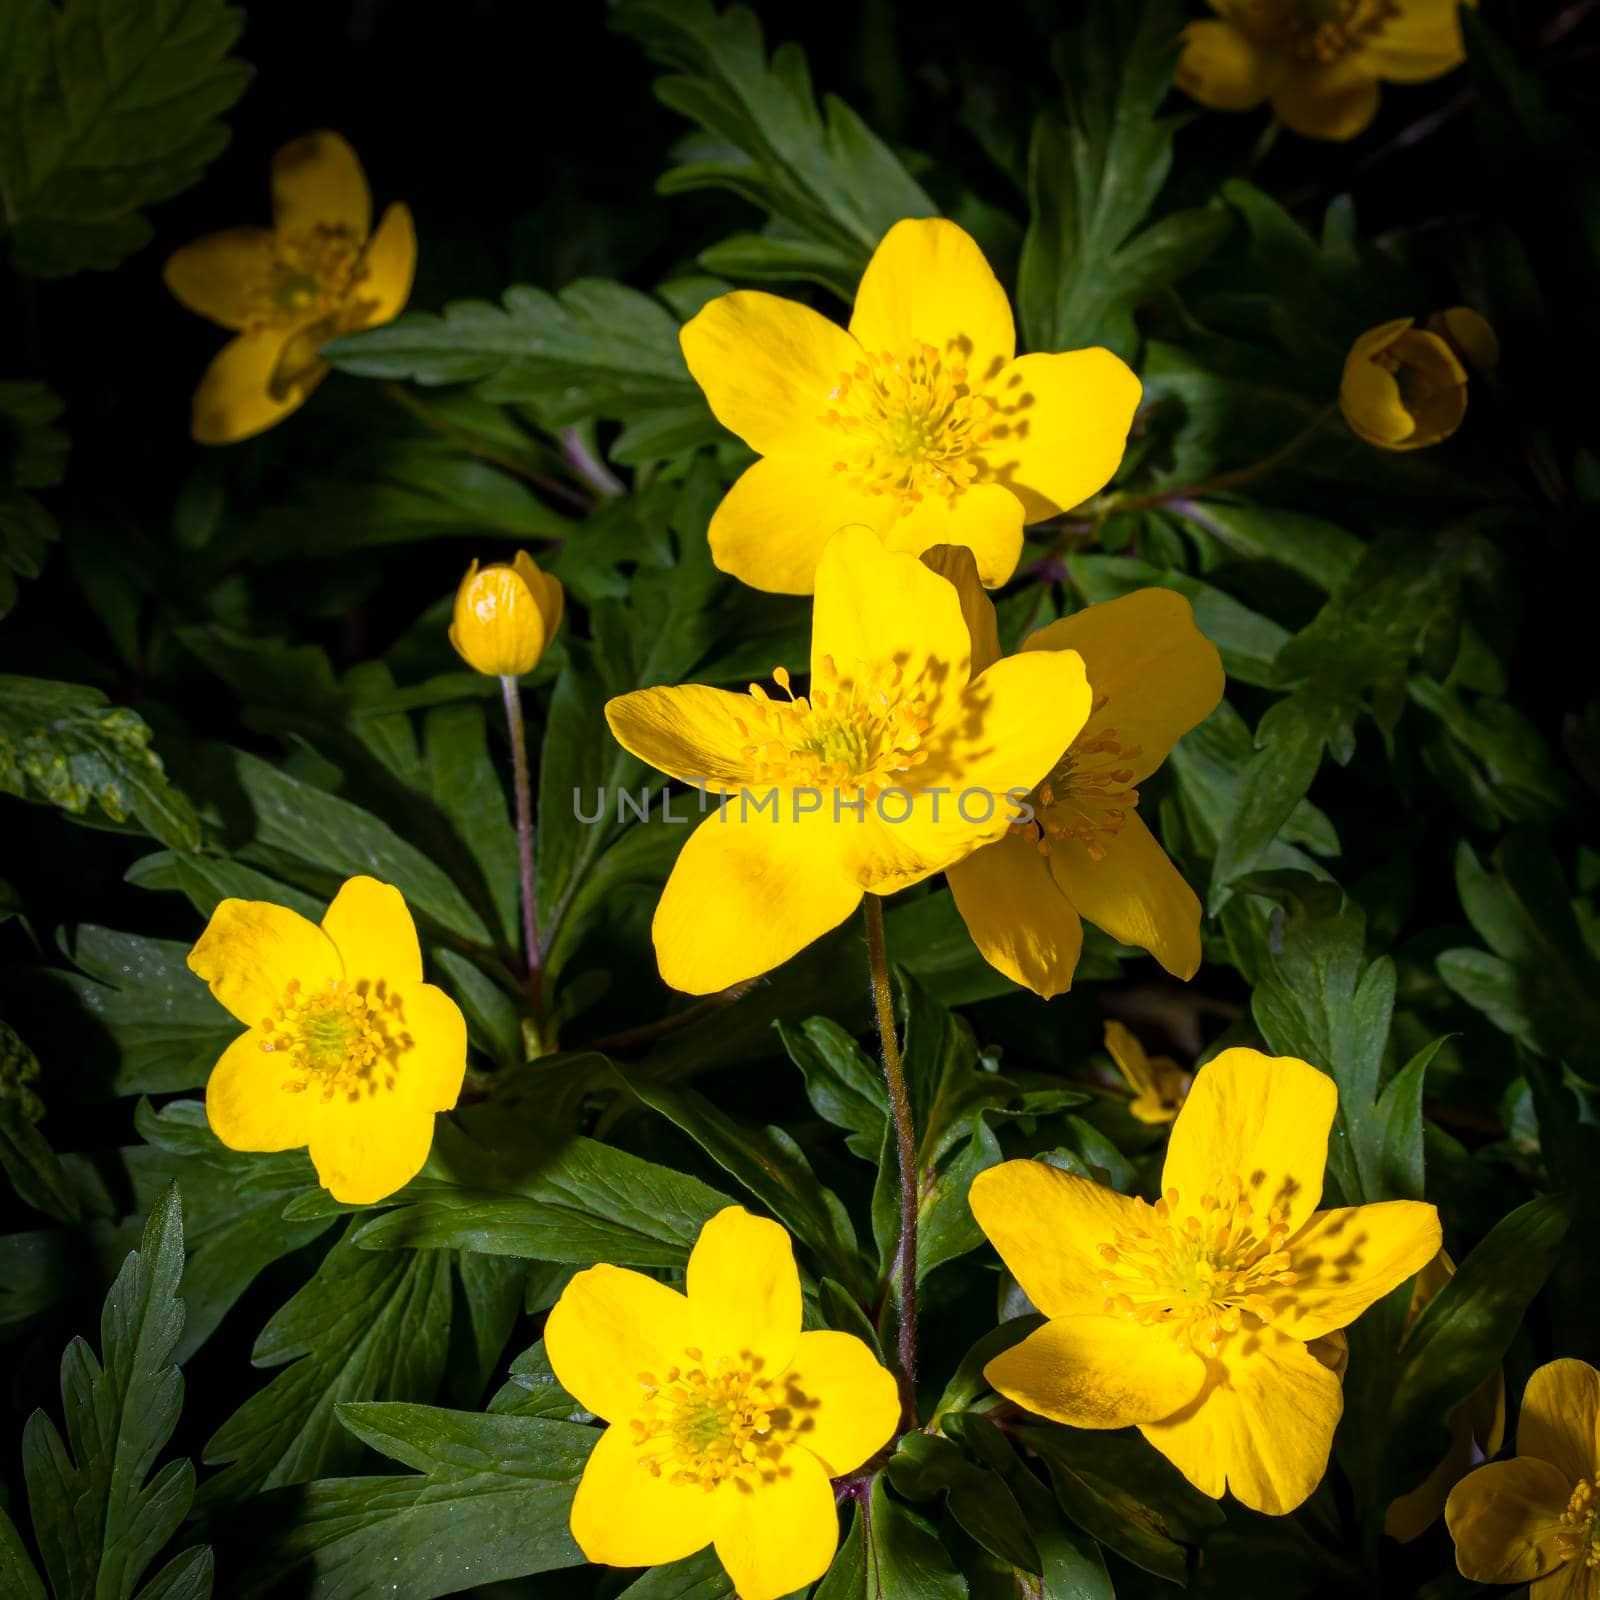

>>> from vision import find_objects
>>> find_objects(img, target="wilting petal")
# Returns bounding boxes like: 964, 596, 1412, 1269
569, 1420, 720, 1568
1445, 1457, 1573, 1584
1271, 1201, 1441, 1339
205, 1029, 314, 1152
271, 130, 372, 239
188, 897, 341, 1027
688, 1207, 802, 1374
713, 1444, 839, 1600
164, 227, 275, 330
947, 832, 1084, 1000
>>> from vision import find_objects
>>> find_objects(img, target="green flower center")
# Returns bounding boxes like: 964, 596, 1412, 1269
259, 978, 405, 1100
1238, 0, 1396, 63
247, 224, 365, 332
629, 1347, 784, 1490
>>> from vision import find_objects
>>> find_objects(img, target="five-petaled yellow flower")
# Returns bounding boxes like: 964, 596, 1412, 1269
188, 876, 466, 1204
1178, 0, 1474, 142
1104, 1020, 1192, 1125
1340, 309, 1494, 451
545, 1206, 899, 1600
1447, 1359, 1600, 1597
970, 1047, 1441, 1513
679, 217, 1141, 595
927, 555, 1223, 998
165, 131, 416, 445
449, 550, 566, 677
605, 526, 1091, 995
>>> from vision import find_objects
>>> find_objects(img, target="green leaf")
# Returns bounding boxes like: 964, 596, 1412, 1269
1167, 499, 1360, 593
196, 1229, 453, 1509
618, 1548, 734, 1600
916, 1113, 1002, 1283
613, 0, 935, 300
125, 851, 325, 921
888, 1432, 1039, 1574
0, 0, 250, 275
1018, 0, 1228, 358
0, 380, 67, 617
0, 675, 201, 850
21, 1183, 211, 1600
1371, 1037, 1449, 1204
487, 1339, 586, 1421
134, 1546, 214, 1600
779, 1015, 889, 1160
227, 1407, 593, 1599
828, 1474, 966, 1600
931, 1317, 1044, 1426
0, 1492, 46, 1598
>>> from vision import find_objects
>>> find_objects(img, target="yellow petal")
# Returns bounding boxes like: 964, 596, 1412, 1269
982, 350, 1142, 518
188, 897, 341, 1028
1104, 1020, 1155, 1096
1532, 1560, 1596, 1600
545, 1263, 703, 1422
570, 1419, 720, 1569
605, 684, 758, 789
651, 810, 863, 995
164, 227, 276, 330
1271, 1201, 1442, 1340
687, 1207, 802, 1373
515, 550, 566, 639
1047, 811, 1204, 980
985, 1313, 1207, 1429
1386, 1400, 1481, 1543
1023, 589, 1225, 781
1519, 1359, 1600, 1486
706, 454, 883, 596
946, 832, 1084, 1000
1341, 342, 1417, 446
320, 876, 423, 988
191, 330, 317, 445
712, 1444, 838, 1600
849, 218, 1015, 390
205, 1028, 313, 1152
394, 982, 468, 1113
1361, 3, 1472, 82
1445, 1458, 1573, 1584
919, 545, 1001, 674
783, 1330, 900, 1476
1272, 59, 1382, 141
1160, 1048, 1335, 1240
680, 289, 864, 455
351, 202, 416, 328
1139, 1325, 1344, 1514
449, 558, 550, 676
271, 130, 372, 239
1177, 20, 1279, 110
969, 1159, 1152, 1318
880, 480, 1026, 588
1426, 306, 1499, 375
306, 1089, 436, 1205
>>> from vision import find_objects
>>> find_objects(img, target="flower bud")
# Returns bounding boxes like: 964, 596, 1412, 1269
1339, 317, 1472, 452
1424, 306, 1499, 377
449, 551, 564, 677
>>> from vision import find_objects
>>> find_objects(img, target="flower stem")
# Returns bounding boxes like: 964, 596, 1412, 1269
864, 893, 918, 1429
500, 673, 546, 1035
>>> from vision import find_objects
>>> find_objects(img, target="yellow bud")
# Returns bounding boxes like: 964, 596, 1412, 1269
1338, 316, 1471, 453
448, 550, 564, 677
1424, 306, 1499, 378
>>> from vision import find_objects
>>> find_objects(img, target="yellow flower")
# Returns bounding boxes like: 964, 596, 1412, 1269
1447, 1359, 1600, 1595
1385, 1250, 1506, 1542
1104, 1020, 1191, 1124
1177, 0, 1474, 141
165, 131, 416, 445
605, 526, 1092, 995
678, 217, 1141, 595
449, 551, 565, 676
187, 876, 466, 1204
970, 1047, 1441, 1514
545, 1206, 899, 1600
928, 552, 1224, 999
1340, 315, 1474, 451
1426, 305, 1500, 376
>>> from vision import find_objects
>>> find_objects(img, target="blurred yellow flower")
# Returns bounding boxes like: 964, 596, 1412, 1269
1447, 1359, 1600, 1595
1104, 1020, 1191, 1124
927, 550, 1223, 999
449, 551, 565, 677
1340, 316, 1474, 451
1385, 1250, 1506, 1542
971, 1048, 1441, 1514
679, 217, 1141, 594
605, 526, 1091, 995
546, 1206, 899, 1600
165, 131, 416, 445
1177, 0, 1474, 141
1426, 305, 1500, 376
188, 876, 465, 1204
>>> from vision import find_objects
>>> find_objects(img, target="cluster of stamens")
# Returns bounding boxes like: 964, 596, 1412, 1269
629, 1349, 782, 1490
1238, 0, 1396, 62
736, 657, 933, 796
820, 343, 993, 512
244, 224, 365, 332
258, 977, 398, 1100
1558, 1478, 1600, 1570
1012, 696, 1141, 860
1097, 1174, 1300, 1357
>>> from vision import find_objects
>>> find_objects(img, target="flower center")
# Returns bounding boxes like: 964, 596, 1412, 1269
735, 659, 933, 796
1097, 1176, 1299, 1357
1012, 696, 1141, 860
630, 1347, 784, 1490
820, 343, 994, 513
246, 224, 364, 331
1558, 1478, 1600, 1570
258, 977, 404, 1099
1237, 0, 1396, 62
